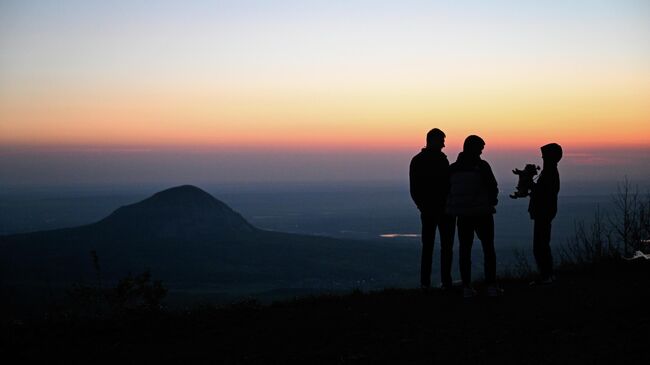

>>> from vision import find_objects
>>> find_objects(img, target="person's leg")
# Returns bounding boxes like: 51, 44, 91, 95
475, 214, 496, 285
457, 216, 474, 287
533, 218, 553, 280
420, 212, 438, 288
439, 214, 456, 287
546, 221, 554, 278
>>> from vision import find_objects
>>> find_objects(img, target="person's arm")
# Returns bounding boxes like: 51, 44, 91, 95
441, 156, 451, 197
409, 158, 422, 209
481, 161, 499, 206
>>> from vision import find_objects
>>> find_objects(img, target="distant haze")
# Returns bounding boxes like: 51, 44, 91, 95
1, 145, 648, 194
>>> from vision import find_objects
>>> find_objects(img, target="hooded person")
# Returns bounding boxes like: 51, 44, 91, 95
446, 135, 500, 297
529, 143, 562, 284
409, 128, 456, 290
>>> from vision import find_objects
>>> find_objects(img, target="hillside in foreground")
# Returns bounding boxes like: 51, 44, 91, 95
3, 259, 648, 364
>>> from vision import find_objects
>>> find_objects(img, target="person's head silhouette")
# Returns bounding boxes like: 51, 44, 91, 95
463, 135, 485, 157
541, 143, 562, 164
426, 128, 446, 151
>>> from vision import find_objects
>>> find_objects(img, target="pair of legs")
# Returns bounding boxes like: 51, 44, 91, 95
457, 214, 496, 287
420, 212, 456, 288
533, 218, 554, 280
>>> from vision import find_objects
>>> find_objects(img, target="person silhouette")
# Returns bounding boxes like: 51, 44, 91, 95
528, 143, 562, 284
446, 135, 500, 298
409, 128, 456, 290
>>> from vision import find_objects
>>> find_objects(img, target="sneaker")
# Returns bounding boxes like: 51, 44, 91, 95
486, 286, 503, 297
463, 287, 477, 298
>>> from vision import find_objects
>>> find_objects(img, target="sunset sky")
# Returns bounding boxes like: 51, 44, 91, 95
1, 0, 648, 186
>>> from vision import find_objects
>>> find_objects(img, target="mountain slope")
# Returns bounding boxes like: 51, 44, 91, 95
94, 185, 256, 240
0, 185, 417, 296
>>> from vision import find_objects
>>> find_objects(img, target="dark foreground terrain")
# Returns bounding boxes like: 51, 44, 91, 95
2, 259, 649, 364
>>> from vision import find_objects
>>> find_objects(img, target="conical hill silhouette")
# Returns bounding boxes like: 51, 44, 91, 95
94, 185, 256, 240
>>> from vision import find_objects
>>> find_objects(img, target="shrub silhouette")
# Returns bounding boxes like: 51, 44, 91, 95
559, 207, 619, 265
108, 270, 167, 313
560, 178, 650, 265
610, 178, 650, 256
67, 251, 167, 318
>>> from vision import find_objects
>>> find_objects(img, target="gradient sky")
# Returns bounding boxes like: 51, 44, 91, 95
1, 0, 649, 186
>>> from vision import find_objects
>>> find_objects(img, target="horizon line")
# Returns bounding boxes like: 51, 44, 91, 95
2, 142, 649, 154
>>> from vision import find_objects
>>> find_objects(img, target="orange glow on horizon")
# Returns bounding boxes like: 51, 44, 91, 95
2, 0, 649, 158
2, 69, 649, 151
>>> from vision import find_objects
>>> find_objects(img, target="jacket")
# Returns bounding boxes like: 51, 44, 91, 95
409, 148, 450, 214
528, 165, 560, 220
446, 152, 498, 216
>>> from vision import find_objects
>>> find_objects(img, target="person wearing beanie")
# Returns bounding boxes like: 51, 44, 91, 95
409, 128, 456, 290
446, 135, 500, 297
529, 143, 563, 284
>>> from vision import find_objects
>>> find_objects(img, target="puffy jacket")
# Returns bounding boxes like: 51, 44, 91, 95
409, 148, 450, 214
446, 152, 498, 216
529, 165, 560, 220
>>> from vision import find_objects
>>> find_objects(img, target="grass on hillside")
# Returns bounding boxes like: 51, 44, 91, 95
3, 259, 649, 364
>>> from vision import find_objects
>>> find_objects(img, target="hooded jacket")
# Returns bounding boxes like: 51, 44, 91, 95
446, 152, 498, 216
528, 164, 560, 220
529, 143, 562, 220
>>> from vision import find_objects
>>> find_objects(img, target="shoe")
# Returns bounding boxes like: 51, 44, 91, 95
420, 284, 431, 292
463, 287, 477, 298
539, 277, 554, 285
439, 282, 453, 291
529, 277, 554, 286
486, 286, 503, 297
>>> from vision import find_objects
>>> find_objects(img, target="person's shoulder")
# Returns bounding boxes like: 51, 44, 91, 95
410, 150, 426, 167
412, 148, 427, 158
449, 160, 460, 171
478, 159, 493, 169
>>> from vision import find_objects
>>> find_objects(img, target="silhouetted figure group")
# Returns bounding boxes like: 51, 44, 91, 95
410, 129, 562, 297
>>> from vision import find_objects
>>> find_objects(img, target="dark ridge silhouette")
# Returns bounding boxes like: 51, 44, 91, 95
0, 185, 417, 297
94, 185, 256, 239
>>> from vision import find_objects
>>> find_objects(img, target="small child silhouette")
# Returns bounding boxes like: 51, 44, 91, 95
529, 143, 562, 284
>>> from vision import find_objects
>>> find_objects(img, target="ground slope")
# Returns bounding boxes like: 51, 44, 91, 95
3, 259, 648, 364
